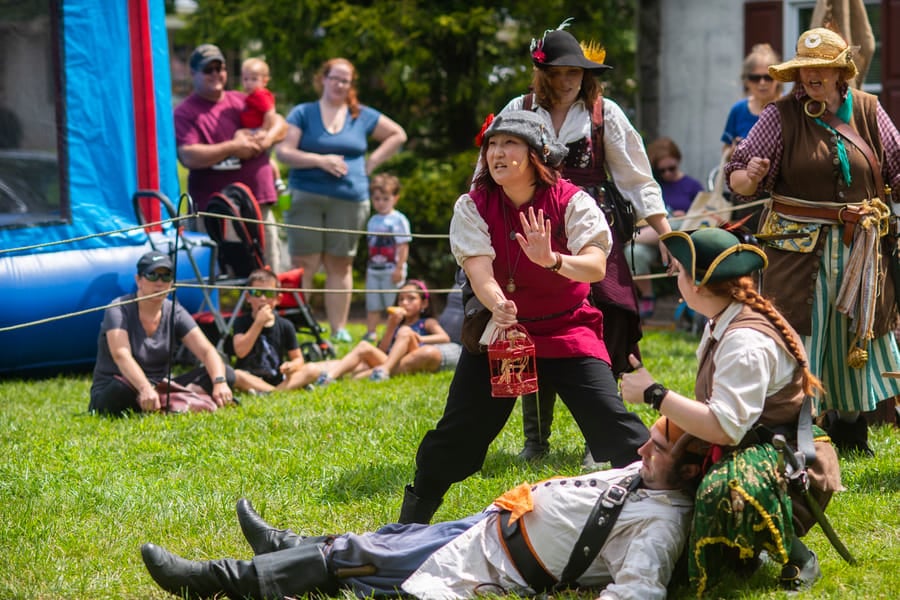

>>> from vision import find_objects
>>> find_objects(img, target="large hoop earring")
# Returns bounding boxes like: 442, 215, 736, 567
804, 99, 826, 118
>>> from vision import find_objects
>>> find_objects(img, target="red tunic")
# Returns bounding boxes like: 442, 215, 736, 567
469, 181, 611, 364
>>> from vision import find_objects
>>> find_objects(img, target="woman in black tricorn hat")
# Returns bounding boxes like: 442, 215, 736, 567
499, 20, 675, 462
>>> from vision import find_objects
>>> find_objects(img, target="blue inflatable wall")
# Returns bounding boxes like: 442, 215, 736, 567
0, 0, 209, 376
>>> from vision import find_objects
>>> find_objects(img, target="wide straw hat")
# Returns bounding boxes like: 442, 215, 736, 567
661, 228, 767, 287
530, 19, 611, 73
768, 27, 858, 83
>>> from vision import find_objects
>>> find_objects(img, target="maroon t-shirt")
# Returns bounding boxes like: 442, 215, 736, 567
174, 90, 276, 209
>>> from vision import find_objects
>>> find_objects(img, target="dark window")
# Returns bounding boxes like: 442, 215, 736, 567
0, 1, 67, 228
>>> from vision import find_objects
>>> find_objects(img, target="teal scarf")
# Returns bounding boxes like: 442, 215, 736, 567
814, 88, 854, 186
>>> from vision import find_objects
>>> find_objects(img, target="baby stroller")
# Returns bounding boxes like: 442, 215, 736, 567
198, 183, 335, 362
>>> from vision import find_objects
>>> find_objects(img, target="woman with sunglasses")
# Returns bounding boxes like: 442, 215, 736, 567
88, 251, 236, 416
720, 43, 783, 152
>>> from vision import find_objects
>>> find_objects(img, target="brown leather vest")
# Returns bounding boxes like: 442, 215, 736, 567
695, 304, 805, 428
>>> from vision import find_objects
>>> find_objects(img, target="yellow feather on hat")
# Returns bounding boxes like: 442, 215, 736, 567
580, 40, 606, 65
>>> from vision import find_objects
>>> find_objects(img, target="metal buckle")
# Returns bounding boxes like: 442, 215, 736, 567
600, 483, 629, 508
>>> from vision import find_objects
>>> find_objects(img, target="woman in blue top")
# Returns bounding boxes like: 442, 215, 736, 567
277, 57, 407, 344
720, 43, 782, 151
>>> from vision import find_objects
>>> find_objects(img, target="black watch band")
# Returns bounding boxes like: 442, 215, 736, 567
643, 383, 668, 411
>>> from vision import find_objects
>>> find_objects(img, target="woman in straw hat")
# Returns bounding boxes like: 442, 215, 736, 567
725, 26, 900, 457
397, 111, 650, 525
494, 20, 674, 463
621, 228, 842, 595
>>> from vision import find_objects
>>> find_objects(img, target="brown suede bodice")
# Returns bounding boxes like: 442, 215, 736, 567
759, 91, 897, 337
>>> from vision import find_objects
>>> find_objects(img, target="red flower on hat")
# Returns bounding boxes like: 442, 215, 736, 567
532, 48, 546, 63
474, 113, 495, 147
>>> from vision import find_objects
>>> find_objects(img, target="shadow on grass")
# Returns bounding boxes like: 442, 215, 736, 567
322, 462, 413, 501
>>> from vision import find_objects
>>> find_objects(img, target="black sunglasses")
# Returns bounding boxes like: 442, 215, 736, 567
746, 74, 774, 83
202, 64, 224, 75
249, 289, 278, 299
144, 270, 173, 283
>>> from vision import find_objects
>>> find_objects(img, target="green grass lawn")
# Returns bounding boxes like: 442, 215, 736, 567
0, 328, 897, 599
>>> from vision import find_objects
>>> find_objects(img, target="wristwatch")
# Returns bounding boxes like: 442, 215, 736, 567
213, 376, 227, 385
643, 383, 669, 411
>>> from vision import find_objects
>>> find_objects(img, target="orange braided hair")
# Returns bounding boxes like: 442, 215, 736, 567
706, 276, 824, 398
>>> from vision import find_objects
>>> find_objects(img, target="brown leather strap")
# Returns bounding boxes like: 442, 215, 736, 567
819, 110, 885, 200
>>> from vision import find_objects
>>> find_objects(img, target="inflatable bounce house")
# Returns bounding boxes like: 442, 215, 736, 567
0, 1, 212, 376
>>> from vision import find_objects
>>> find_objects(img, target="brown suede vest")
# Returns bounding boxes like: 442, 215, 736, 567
696, 304, 842, 532
760, 91, 897, 336
695, 305, 804, 427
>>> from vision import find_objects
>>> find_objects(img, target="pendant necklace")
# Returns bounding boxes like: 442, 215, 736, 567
502, 201, 523, 293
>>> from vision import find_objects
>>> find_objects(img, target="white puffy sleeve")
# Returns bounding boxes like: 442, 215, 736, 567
565, 189, 611, 256
601, 98, 666, 221
449, 194, 495, 267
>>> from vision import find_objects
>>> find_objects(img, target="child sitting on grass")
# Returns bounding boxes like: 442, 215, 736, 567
228, 269, 307, 394
315, 279, 449, 384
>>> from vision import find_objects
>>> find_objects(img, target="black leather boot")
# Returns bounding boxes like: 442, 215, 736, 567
518, 391, 554, 461
820, 411, 874, 457
237, 498, 304, 555
397, 485, 443, 524
141, 543, 260, 599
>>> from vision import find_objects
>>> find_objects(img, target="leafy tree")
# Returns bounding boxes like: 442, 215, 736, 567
172, 1, 638, 284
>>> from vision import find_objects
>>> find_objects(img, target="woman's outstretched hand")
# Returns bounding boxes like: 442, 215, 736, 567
516, 207, 556, 268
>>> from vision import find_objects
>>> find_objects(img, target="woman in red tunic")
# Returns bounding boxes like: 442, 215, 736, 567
397, 111, 650, 524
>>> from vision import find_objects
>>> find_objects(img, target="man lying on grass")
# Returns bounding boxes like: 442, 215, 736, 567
141, 417, 707, 600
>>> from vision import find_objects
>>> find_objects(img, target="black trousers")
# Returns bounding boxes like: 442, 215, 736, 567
412, 349, 649, 499
88, 366, 235, 416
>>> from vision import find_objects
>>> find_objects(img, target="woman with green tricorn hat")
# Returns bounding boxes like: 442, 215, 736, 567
621, 227, 843, 595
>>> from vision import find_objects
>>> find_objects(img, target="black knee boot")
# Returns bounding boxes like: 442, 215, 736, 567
237, 498, 308, 555
518, 391, 554, 461
141, 543, 261, 599
820, 411, 874, 457
398, 484, 443, 524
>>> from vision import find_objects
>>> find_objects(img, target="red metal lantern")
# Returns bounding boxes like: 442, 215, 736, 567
488, 325, 538, 398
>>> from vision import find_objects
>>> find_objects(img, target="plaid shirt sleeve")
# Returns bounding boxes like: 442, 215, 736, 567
724, 104, 784, 203
877, 103, 900, 203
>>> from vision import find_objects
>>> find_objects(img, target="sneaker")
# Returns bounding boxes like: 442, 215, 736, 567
369, 367, 390, 382
331, 328, 352, 343
779, 551, 821, 592
275, 178, 288, 194
362, 332, 378, 343
315, 372, 335, 387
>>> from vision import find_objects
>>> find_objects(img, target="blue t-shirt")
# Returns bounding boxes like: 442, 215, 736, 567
367, 210, 412, 269
285, 102, 381, 201
720, 98, 759, 145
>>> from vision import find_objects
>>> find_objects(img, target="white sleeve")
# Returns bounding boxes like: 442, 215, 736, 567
601, 98, 666, 221
449, 194, 495, 266
565, 190, 611, 256
599, 513, 688, 600
706, 328, 792, 444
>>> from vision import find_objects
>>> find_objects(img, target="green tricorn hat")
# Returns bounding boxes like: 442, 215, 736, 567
661, 228, 767, 286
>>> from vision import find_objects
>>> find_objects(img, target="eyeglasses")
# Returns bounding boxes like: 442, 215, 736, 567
746, 74, 774, 83
202, 64, 224, 75
144, 270, 174, 283
657, 165, 678, 175
249, 289, 278, 299
326, 75, 352, 85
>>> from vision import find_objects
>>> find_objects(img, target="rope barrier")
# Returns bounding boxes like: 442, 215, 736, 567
3, 196, 764, 333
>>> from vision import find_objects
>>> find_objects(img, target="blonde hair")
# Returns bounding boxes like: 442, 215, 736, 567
741, 43, 783, 94
241, 58, 270, 78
